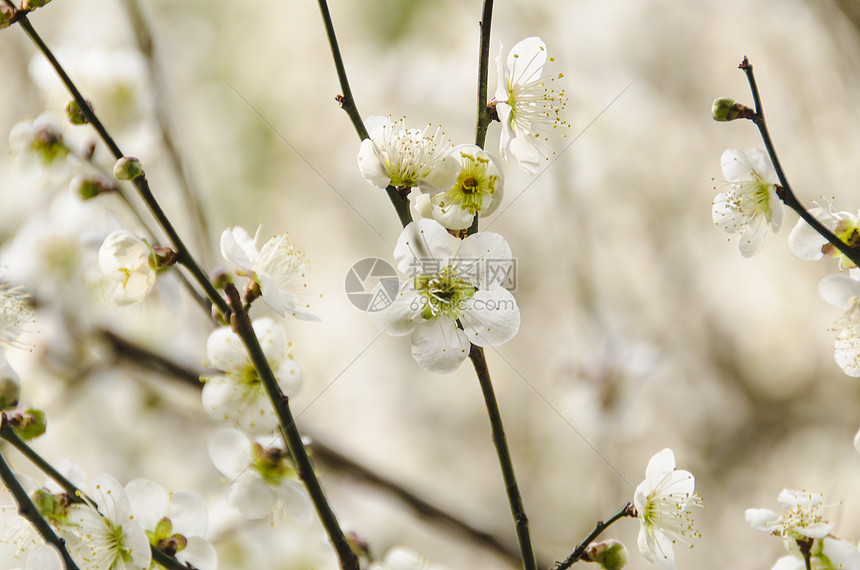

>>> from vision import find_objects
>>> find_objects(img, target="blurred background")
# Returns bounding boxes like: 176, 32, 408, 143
1, 0, 860, 568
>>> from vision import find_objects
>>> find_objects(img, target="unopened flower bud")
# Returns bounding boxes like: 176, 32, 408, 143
585, 540, 628, 570
113, 156, 143, 180
0, 359, 20, 410
22, 0, 52, 8
65, 99, 94, 125
9, 407, 47, 441
712, 97, 755, 122
151, 246, 179, 269
71, 174, 117, 200
0, 5, 14, 29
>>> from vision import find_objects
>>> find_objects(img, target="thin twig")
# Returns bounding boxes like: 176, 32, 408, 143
8, 9, 228, 316
121, 0, 214, 267
554, 503, 633, 570
0, 420, 190, 570
739, 56, 860, 267
474, 0, 495, 150
469, 345, 536, 570
316, 0, 412, 228
0, 436, 80, 569
224, 284, 359, 570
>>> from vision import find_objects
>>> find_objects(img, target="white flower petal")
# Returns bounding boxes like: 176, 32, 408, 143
227, 477, 274, 519
460, 289, 520, 347
393, 218, 458, 275
367, 283, 422, 337
818, 274, 860, 312
220, 226, 257, 271
168, 491, 209, 537
274, 480, 313, 527
179, 536, 218, 570
208, 428, 252, 479
409, 318, 470, 374
789, 214, 829, 261
124, 479, 168, 531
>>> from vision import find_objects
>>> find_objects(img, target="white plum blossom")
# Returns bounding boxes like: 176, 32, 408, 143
428, 145, 504, 231
202, 318, 302, 433
789, 205, 860, 269
494, 37, 568, 175
633, 448, 702, 569
220, 225, 318, 321
357, 115, 457, 193
98, 231, 157, 306
818, 273, 860, 377
124, 479, 217, 570
712, 148, 783, 257
68, 473, 151, 570
370, 546, 447, 570
746, 489, 835, 545
8, 112, 69, 169
369, 219, 520, 373
746, 490, 859, 570
208, 428, 312, 525
0, 277, 32, 350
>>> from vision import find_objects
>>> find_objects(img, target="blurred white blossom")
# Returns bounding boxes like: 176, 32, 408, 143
818, 273, 860, 377
98, 231, 156, 306
494, 36, 568, 175
712, 148, 783, 257
633, 448, 701, 569
369, 219, 519, 373
208, 428, 312, 524
746, 489, 834, 543
23, 545, 63, 570
370, 546, 447, 570
202, 318, 302, 433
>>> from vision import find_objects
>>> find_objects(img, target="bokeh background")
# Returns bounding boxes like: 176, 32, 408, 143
1, 0, 860, 568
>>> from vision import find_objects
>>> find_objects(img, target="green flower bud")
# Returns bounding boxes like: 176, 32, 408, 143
585, 540, 628, 570
711, 97, 755, 122
113, 156, 144, 181
11, 408, 47, 441
65, 99, 94, 125
22, 0, 52, 9
71, 174, 118, 200
0, 5, 14, 29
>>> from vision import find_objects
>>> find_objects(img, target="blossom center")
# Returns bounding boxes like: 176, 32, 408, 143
148, 517, 188, 557
414, 265, 475, 320
252, 442, 296, 484
437, 152, 499, 215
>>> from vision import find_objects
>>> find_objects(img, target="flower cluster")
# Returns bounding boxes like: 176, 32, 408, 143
747, 489, 860, 570
6, 468, 215, 570
358, 37, 566, 234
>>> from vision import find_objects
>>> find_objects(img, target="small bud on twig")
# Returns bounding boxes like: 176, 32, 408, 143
65, 98, 94, 125
585, 540, 628, 570
712, 97, 756, 122
22, 0, 53, 9
0, 5, 14, 30
70, 174, 118, 200
113, 156, 144, 180
7, 407, 47, 441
